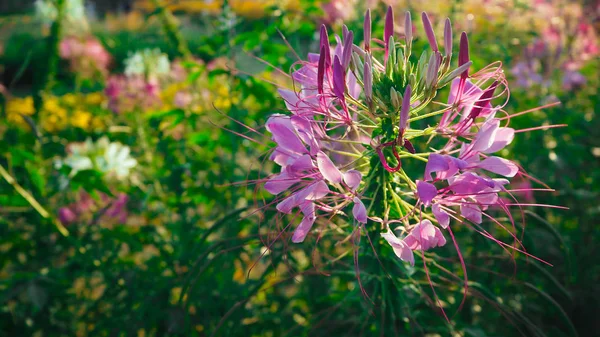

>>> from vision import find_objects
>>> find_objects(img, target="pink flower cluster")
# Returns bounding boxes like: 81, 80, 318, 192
105, 75, 161, 114
260, 7, 554, 267
511, 16, 598, 91
59, 35, 111, 80
58, 191, 129, 226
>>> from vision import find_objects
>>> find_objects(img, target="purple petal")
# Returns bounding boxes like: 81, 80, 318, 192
471, 119, 500, 153
317, 151, 343, 183
343, 169, 362, 190
276, 181, 329, 214
266, 115, 307, 155
381, 231, 415, 266
265, 171, 297, 195
352, 197, 367, 223
332, 56, 346, 102
460, 203, 482, 224
58, 207, 77, 224
484, 127, 514, 154
421, 12, 438, 52
432, 204, 450, 229
278, 89, 299, 112
476, 156, 519, 177
292, 202, 316, 243
424, 153, 450, 180
449, 172, 490, 194
416, 180, 437, 207
288, 154, 315, 174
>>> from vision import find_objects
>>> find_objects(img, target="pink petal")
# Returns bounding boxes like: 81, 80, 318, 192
471, 119, 499, 153
265, 171, 297, 195
352, 197, 367, 223
432, 204, 450, 229
292, 202, 316, 243
343, 170, 362, 190
317, 151, 343, 183
381, 230, 415, 266
460, 203, 482, 224
332, 56, 346, 102
477, 156, 519, 177
288, 154, 315, 174
424, 153, 450, 181
416, 180, 437, 207
266, 115, 307, 155
484, 127, 515, 154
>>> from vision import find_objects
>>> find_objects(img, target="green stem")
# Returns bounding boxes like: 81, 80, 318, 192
152, 0, 191, 59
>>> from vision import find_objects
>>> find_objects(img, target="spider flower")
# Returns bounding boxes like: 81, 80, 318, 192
259, 7, 556, 266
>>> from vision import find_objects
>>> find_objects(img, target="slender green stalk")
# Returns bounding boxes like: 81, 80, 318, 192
0, 164, 69, 236
151, 0, 191, 59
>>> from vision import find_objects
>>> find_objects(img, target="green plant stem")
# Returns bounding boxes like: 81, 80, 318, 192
151, 0, 191, 59
0, 164, 69, 236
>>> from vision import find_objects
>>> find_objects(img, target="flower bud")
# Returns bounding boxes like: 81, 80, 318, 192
384, 6, 394, 64
444, 18, 452, 57
390, 87, 401, 110
364, 9, 371, 51
342, 30, 354, 70
459, 32, 470, 81
405, 11, 412, 47
426, 53, 440, 88
399, 85, 411, 134
364, 61, 372, 101
422, 12, 438, 53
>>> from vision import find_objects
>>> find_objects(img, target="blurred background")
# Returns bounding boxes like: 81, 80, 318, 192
0, 0, 598, 336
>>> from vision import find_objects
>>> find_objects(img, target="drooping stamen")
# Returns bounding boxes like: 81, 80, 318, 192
422, 12, 438, 53
384, 6, 394, 65
364, 9, 371, 51
376, 142, 403, 173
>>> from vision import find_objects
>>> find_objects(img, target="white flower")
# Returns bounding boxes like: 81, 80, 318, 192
59, 137, 137, 182
124, 49, 170, 79
35, 0, 88, 30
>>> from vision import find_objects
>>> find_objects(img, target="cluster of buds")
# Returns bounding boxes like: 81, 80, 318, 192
261, 7, 549, 266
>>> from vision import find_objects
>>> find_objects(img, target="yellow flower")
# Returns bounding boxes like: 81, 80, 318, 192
62, 93, 78, 107
71, 110, 92, 130
6, 96, 35, 128
230, 0, 275, 19
41, 102, 68, 133
84, 92, 105, 106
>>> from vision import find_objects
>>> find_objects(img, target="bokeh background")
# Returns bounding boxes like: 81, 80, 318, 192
0, 0, 598, 336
